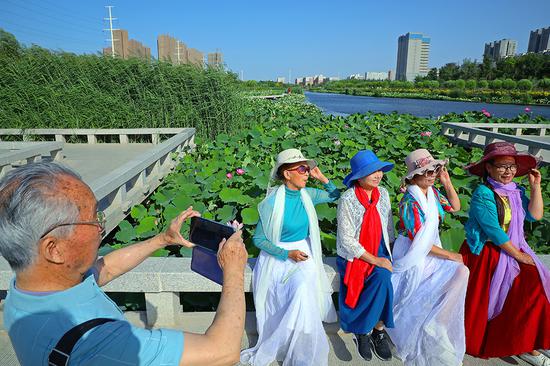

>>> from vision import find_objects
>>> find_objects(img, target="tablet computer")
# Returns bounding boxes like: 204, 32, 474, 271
188, 217, 235, 252
191, 246, 223, 285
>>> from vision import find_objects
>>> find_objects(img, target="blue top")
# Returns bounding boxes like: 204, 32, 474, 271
253, 181, 340, 260
3, 270, 184, 366
465, 184, 535, 255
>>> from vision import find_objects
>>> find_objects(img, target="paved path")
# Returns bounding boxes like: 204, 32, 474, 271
61, 144, 152, 185
0, 326, 532, 366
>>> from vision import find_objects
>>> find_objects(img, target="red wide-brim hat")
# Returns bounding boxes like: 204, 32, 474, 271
465, 141, 541, 177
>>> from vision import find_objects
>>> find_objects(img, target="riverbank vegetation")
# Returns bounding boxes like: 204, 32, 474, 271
310, 54, 550, 105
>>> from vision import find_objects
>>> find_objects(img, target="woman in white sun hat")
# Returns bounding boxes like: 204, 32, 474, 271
386, 148, 469, 366
240, 148, 339, 366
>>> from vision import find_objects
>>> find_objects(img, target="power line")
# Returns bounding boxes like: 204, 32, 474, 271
0, 8, 102, 36
0, 19, 98, 47
12, 0, 102, 29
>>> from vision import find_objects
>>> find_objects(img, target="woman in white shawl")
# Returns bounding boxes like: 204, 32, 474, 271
386, 149, 469, 366
240, 148, 339, 366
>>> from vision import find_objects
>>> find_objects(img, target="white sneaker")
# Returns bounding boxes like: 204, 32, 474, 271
518, 353, 550, 366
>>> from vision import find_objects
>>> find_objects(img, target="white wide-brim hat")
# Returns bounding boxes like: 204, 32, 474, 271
270, 148, 317, 180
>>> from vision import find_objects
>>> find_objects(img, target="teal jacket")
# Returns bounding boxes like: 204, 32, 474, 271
465, 184, 535, 255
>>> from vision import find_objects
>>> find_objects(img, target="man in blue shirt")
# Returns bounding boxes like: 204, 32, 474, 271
0, 162, 248, 366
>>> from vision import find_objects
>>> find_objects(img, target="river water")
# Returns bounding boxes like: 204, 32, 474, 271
305, 91, 550, 119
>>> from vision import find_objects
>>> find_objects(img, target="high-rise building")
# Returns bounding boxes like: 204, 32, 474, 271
128, 39, 151, 60
396, 32, 430, 81
528, 27, 550, 53
103, 29, 150, 61
187, 48, 204, 67
365, 72, 389, 81
207, 52, 223, 67
484, 39, 517, 61
157, 34, 188, 65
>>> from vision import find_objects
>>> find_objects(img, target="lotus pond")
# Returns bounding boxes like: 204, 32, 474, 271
101, 95, 550, 256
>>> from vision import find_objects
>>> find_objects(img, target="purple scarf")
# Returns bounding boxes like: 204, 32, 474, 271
487, 178, 550, 320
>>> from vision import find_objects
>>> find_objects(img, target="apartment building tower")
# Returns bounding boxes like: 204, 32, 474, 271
103, 29, 150, 60
396, 32, 430, 81
528, 27, 550, 53
484, 39, 517, 61
207, 52, 223, 67
157, 34, 188, 65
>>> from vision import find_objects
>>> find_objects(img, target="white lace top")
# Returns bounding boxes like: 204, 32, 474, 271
336, 186, 395, 261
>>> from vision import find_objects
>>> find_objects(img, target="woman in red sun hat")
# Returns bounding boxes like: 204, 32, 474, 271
461, 141, 549, 366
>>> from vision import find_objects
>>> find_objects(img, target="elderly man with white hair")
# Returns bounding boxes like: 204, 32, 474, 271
0, 162, 248, 366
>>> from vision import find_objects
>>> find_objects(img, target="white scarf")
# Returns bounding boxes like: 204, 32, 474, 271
392, 185, 441, 304
255, 185, 335, 321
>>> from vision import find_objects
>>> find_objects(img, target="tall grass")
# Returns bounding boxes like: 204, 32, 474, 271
0, 30, 244, 138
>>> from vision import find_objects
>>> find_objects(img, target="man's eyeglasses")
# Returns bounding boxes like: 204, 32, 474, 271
286, 165, 310, 175
490, 163, 518, 174
40, 211, 106, 239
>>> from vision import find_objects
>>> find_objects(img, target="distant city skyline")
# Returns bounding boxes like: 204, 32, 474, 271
1, 0, 549, 80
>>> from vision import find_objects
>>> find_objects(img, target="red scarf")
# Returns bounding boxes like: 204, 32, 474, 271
343, 183, 382, 308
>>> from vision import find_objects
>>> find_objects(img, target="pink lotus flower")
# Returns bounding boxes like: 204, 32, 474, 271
227, 220, 244, 230
236, 168, 245, 175
525, 107, 531, 113
483, 111, 491, 117
226, 172, 233, 179
481, 108, 487, 113
420, 131, 432, 137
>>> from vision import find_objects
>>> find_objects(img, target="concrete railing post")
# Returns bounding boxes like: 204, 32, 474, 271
144, 292, 181, 328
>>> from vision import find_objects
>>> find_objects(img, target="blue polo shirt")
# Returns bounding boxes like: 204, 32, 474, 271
3, 272, 184, 366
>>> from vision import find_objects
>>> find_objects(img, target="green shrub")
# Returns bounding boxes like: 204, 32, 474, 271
517, 79, 533, 91
465, 79, 477, 89
490, 79, 503, 89
537, 78, 550, 90
455, 79, 466, 89
478, 80, 489, 88
445, 80, 456, 88
502, 78, 517, 90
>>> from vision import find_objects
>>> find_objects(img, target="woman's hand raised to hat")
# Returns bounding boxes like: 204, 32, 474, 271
528, 168, 541, 187
310, 167, 329, 184
438, 166, 452, 187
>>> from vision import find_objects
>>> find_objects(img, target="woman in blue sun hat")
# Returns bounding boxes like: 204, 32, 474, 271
337, 150, 396, 362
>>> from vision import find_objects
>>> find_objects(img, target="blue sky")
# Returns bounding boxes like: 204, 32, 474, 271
1, 0, 549, 81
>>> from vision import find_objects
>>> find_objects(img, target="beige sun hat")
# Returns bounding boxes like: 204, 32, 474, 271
403, 149, 448, 181
270, 148, 317, 180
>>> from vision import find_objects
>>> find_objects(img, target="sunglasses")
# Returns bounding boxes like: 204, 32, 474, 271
423, 166, 442, 177
286, 165, 310, 175
40, 211, 107, 239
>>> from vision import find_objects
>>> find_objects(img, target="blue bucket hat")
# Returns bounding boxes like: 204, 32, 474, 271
343, 150, 394, 188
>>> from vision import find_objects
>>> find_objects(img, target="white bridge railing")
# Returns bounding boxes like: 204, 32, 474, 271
0, 141, 64, 178
0, 128, 196, 235
441, 122, 550, 163
2, 255, 550, 329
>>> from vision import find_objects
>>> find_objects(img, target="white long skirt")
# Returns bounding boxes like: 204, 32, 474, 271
240, 238, 332, 366
386, 240, 469, 366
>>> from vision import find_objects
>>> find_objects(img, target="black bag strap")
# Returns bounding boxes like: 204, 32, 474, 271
48, 318, 116, 366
